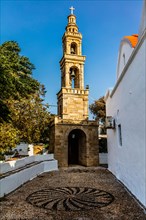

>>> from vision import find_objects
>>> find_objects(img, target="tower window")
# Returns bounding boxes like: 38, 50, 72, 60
71, 43, 77, 54
70, 67, 79, 88
71, 78, 75, 88
70, 68, 76, 88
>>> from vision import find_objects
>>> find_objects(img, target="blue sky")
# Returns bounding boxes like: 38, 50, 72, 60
1, 0, 143, 117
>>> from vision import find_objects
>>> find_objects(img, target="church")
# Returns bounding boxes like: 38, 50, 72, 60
105, 0, 146, 208
49, 7, 99, 167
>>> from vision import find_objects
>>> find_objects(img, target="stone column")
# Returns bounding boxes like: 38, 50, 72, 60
80, 64, 84, 89
65, 65, 70, 88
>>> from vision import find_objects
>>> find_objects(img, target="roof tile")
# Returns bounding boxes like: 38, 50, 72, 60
124, 34, 138, 48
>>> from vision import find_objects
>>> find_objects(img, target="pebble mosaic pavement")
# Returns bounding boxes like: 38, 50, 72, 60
0, 166, 146, 220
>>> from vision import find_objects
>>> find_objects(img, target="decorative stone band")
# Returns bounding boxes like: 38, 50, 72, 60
57, 88, 89, 98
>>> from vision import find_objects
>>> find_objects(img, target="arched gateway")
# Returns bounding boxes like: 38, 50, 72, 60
49, 7, 99, 167
68, 129, 86, 165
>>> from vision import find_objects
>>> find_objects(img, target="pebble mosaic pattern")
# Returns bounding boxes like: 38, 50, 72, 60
26, 187, 114, 211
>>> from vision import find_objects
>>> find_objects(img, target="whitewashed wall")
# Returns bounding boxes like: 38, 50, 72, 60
0, 154, 58, 197
105, 34, 146, 207
117, 42, 134, 79
139, 0, 146, 38
99, 153, 108, 164
0, 154, 54, 174
14, 142, 34, 156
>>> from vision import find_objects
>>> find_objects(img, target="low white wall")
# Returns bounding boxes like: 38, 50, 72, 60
99, 153, 108, 164
0, 154, 54, 174
0, 159, 58, 197
34, 154, 54, 161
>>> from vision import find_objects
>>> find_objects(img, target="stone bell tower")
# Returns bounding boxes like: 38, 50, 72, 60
58, 7, 88, 120
49, 7, 99, 167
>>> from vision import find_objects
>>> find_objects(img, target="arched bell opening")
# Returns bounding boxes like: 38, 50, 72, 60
69, 67, 79, 88
70, 42, 77, 55
68, 129, 86, 165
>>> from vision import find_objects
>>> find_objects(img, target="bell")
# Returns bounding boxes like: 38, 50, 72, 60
71, 69, 75, 78
71, 47, 75, 54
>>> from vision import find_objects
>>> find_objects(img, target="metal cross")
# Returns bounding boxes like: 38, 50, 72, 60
70, 6, 75, 15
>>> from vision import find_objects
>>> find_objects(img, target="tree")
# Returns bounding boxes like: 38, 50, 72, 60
0, 41, 40, 122
7, 95, 51, 144
0, 41, 51, 154
89, 96, 106, 123
90, 97, 107, 150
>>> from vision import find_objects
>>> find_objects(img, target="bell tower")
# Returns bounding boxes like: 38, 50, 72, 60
57, 7, 89, 120
49, 7, 99, 167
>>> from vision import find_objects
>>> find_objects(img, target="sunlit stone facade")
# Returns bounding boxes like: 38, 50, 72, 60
49, 9, 99, 167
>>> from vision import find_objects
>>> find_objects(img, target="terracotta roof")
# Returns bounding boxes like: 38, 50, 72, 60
124, 34, 138, 48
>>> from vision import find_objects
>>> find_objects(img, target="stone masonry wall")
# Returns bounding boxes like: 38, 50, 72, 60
50, 118, 99, 167
57, 88, 89, 120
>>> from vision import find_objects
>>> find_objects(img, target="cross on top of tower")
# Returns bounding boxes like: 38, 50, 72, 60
70, 6, 75, 15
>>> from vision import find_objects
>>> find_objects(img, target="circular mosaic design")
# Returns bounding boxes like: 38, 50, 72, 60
26, 187, 114, 211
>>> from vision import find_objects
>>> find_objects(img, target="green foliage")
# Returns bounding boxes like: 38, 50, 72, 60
0, 154, 5, 161
7, 96, 51, 144
0, 100, 11, 123
0, 123, 19, 153
0, 41, 34, 76
0, 41, 51, 154
89, 96, 106, 123
0, 41, 40, 122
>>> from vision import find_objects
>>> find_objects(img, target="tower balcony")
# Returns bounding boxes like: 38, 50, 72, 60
63, 32, 82, 38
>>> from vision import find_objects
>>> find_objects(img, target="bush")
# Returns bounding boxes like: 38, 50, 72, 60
0, 123, 19, 154
0, 154, 5, 161
4, 150, 14, 155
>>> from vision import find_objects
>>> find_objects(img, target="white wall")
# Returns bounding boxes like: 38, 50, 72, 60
0, 155, 58, 197
99, 153, 108, 164
139, 0, 146, 38
105, 36, 146, 207
117, 42, 133, 79
15, 142, 34, 156
0, 154, 54, 174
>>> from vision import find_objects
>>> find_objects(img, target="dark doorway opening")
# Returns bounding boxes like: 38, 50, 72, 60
68, 129, 86, 165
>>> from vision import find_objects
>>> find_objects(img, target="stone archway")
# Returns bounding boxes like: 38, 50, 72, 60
68, 129, 86, 165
